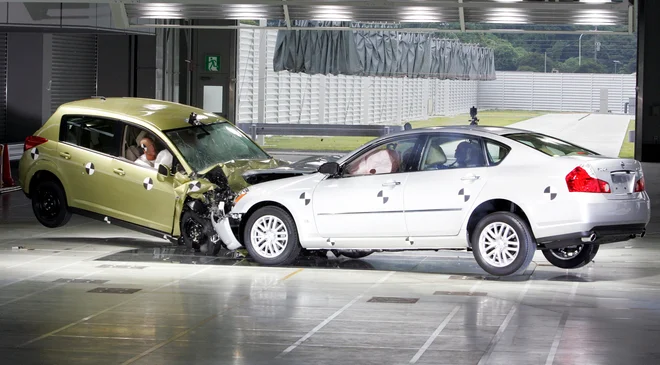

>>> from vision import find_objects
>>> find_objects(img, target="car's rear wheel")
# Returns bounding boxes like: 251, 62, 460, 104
31, 179, 71, 228
243, 206, 301, 266
542, 244, 599, 269
471, 212, 536, 276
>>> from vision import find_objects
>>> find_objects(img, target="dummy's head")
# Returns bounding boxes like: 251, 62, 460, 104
139, 137, 157, 161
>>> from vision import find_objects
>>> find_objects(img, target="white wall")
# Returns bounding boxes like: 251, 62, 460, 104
478, 71, 636, 114
238, 28, 636, 125
238, 28, 479, 125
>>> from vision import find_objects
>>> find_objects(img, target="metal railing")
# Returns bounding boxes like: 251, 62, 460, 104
237, 123, 404, 141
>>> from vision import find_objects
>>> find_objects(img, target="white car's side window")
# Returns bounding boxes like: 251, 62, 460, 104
343, 136, 421, 177
484, 140, 510, 165
421, 135, 486, 170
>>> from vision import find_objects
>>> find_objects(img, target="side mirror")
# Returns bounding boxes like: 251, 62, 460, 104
157, 164, 170, 177
318, 161, 340, 176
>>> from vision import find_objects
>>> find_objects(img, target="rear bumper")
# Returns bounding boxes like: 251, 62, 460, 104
537, 223, 646, 249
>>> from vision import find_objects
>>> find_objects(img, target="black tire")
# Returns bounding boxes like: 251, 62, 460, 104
338, 250, 374, 259
180, 209, 208, 252
542, 244, 599, 269
31, 179, 71, 228
242, 206, 301, 266
471, 212, 536, 276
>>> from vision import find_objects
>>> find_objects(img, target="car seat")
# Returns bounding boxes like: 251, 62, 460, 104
125, 130, 148, 161
423, 144, 447, 170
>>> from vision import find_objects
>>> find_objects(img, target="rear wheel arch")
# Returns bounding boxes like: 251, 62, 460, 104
28, 170, 67, 201
466, 199, 534, 247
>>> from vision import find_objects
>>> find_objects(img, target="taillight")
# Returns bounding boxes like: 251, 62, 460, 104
635, 177, 645, 192
566, 166, 611, 193
24, 135, 48, 151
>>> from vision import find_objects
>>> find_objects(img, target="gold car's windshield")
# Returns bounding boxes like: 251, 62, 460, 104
166, 122, 271, 172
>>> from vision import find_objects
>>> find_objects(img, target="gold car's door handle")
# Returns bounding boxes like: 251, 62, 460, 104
59, 152, 71, 160
113, 168, 125, 176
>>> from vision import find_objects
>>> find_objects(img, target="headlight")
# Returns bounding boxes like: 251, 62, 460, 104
234, 188, 249, 204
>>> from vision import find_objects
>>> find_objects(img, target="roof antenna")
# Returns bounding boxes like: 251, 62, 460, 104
92, 96, 106, 101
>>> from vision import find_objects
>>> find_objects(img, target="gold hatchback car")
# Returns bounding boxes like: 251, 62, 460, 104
18, 97, 313, 254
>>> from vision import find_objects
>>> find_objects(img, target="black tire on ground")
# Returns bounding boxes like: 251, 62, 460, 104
542, 243, 599, 269
338, 250, 374, 259
471, 212, 536, 277
180, 209, 208, 252
242, 206, 301, 266
31, 179, 72, 228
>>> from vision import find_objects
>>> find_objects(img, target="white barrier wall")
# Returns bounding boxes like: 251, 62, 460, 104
478, 71, 636, 114
238, 28, 479, 125
238, 28, 636, 125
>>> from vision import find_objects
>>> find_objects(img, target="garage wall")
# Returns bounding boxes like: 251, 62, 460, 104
50, 34, 98, 113
237, 27, 479, 125
478, 71, 637, 114
0, 33, 6, 144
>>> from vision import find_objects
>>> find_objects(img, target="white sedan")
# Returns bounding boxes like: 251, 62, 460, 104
229, 126, 650, 276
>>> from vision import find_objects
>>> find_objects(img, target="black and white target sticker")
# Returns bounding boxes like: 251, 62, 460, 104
544, 186, 557, 201
189, 181, 201, 192
299, 192, 311, 206
30, 147, 39, 160
458, 188, 471, 202
143, 177, 154, 191
84, 162, 95, 175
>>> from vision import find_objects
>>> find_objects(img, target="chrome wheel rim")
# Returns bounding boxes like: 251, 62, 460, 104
479, 222, 520, 268
550, 245, 584, 260
250, 215, 288, 258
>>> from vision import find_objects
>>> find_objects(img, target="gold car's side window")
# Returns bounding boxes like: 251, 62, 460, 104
61, 116, 119, 156
121, 124, 175, 172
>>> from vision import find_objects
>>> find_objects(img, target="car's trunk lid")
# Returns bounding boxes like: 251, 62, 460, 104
563, 156, 643, 200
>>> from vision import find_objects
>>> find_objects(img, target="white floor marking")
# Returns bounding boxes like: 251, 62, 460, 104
410, 305, 461, 363
276, 271, 395, 358
0, 268, 106, 307
17, 266, 214, 348
545, 280, 580, 365
477, 279, 532, 365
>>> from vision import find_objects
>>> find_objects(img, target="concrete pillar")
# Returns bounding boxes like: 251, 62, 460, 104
635, 0, 660, 161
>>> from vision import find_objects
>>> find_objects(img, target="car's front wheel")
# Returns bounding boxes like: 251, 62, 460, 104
31, 179, 72, 228
542, 244, 599, 269
471, 212, 536, 276
243, 206, 301, 266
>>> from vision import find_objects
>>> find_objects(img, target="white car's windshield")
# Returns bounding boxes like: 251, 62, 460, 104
166, 122, 271, 172
505, 132, 598, 157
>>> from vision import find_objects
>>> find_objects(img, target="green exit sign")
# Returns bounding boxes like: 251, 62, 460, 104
205, 55, 220, 72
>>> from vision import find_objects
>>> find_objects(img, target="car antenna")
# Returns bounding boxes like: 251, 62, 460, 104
92, 96, 106, 101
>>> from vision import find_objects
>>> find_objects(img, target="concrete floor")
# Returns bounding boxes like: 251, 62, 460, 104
508, 113, 631, 158
2, 161, 660, 365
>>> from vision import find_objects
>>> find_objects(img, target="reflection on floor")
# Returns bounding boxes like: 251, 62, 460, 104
3, 188, 660, 365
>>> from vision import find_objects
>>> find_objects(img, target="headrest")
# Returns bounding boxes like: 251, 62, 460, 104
425, 144, 447, 165
135, 130, 149, 146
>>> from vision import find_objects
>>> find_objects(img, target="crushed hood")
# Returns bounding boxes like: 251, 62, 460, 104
241, 154, 343, 186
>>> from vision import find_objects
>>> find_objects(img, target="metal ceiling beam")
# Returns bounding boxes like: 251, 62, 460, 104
10, 0, 630, 11
128, 22, 632, 36
283, 2, 290, 29
109, 2, 129, 29
458, 0, 465, 32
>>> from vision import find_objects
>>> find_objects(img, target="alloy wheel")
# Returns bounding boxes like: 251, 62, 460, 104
250, 215, 289, 258
478, 222, 520, 268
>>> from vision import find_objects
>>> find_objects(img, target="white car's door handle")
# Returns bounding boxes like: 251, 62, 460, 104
461, 174, 480, 181
382, 181, 401, 187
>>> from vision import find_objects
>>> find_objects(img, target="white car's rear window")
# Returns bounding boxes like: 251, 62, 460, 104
505, 133, 598, 157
